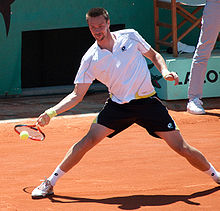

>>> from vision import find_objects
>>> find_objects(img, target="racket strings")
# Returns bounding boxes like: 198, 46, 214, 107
15, 126, 44, 141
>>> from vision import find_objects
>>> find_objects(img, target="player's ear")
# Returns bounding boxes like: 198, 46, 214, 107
107, 19, 110, 28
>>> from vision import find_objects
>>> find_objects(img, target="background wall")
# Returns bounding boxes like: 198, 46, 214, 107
0, 0, 202, 96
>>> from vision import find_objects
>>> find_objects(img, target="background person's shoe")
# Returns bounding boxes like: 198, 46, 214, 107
187, 98, 205, 115
167, 41, 195, 54
177, 41, 195, 54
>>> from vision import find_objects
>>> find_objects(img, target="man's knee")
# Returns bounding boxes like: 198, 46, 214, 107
175, 144, 194, 158
75, 123, 113, 152
84, 132, 100, 147
75, 133, 98, 153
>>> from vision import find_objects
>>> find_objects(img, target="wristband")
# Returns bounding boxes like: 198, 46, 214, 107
45, 108, 57, 119
161, 69, 170, 78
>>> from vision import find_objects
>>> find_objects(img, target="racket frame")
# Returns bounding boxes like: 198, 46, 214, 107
14, 124, 45, 141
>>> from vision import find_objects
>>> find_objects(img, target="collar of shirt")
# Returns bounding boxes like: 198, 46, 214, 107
95, 32, 121, 54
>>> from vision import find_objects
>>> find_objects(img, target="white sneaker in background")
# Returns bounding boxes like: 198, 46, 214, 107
187, 98, 205, 115
177, 41, 195, 54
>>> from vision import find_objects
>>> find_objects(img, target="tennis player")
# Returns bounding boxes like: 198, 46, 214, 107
32, 7, 220, 198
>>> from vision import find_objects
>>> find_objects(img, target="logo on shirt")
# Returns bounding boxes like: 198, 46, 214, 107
121, 46, 126, 52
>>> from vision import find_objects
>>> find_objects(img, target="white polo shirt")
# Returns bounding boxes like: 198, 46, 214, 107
74, 29, 156, 104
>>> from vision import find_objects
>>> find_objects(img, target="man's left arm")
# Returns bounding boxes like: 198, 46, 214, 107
143, 47, 179, 86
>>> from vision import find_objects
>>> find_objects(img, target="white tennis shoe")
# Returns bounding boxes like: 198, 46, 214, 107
187, 98, 205, 115
32, 178, 54, 199
215, 173, 220, 185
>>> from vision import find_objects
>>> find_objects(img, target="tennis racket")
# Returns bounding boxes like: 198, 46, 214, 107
14, 124, 45, 141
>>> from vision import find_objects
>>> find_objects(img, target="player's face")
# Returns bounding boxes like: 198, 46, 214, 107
88, 15, 110, 42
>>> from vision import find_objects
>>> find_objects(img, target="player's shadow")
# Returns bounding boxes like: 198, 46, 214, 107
205, 111, 220, 118
46, 186, 220, 210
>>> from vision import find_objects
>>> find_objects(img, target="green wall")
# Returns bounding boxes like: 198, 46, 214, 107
0, 0, 201, 96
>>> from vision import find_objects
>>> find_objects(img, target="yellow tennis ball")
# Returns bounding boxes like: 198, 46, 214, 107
20, 131, 29, 140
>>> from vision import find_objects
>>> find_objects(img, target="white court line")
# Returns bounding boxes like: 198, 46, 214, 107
0, 113, 98, 124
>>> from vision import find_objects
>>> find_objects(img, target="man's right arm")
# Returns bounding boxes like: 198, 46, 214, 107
37, 83, 91, 126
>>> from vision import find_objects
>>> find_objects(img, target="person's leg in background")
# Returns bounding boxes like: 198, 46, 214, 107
187, 0, 220, 115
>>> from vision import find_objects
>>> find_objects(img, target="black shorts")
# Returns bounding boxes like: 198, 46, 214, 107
94, 95, 177, 138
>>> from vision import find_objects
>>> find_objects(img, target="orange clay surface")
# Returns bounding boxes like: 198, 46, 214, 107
0, 93, 220, 211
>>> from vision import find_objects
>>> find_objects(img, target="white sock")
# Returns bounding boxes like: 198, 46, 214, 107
204, 163, 220, 183
48, 166, 65, 186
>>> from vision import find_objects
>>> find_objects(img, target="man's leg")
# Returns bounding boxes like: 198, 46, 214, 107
59, 123, 114, 172
155, 130, 220, 183
32, 123, 114, 198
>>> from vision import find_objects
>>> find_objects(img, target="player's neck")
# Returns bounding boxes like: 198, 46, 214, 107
97, 31, 115, 53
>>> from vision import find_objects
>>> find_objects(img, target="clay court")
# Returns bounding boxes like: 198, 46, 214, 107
1, 92, 220, 210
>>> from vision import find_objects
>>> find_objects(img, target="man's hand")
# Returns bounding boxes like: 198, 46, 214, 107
164, 71, 179, 86
37, 112, 50, 127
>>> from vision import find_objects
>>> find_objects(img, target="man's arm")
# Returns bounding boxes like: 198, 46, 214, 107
37, 83, 91, 126
143, 47, 179, 86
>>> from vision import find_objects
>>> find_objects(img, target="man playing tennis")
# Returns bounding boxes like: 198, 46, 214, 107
32, 7, 220, 198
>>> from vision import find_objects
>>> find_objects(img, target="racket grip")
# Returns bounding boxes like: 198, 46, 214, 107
45, 108, 57, 119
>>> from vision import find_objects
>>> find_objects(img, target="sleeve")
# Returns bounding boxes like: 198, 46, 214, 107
74, 55, 95, 84
130, 30, 151, 54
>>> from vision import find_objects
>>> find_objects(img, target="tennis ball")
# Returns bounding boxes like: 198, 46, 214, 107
20, 131, 29, 140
